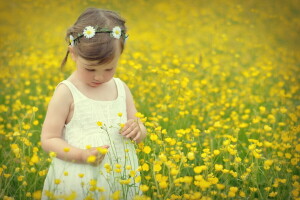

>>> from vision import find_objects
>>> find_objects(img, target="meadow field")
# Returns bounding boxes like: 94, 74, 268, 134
0, 0, 299, 199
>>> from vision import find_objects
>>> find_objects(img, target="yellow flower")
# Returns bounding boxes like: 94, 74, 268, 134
32, 106, 39, 112
49, 151, 57, 157
129, 170, 136, 177
17, 176, 24, 181
285, 153, 292, 159
292, 189, 299, 197
194, 166, 203, 174
239, 191, 246, 197
118, 112, 123, 117
97, 121, 103, 126
78, 173, 85, 178
38, 170, 46, 176
259, 106, 266, 114
104, 163, 112, 173
213, 150, 220, 155
264, 159, 273, 169
187, 152, 195, 160
228, 191, 236, 197
30, 154, 39, 164
126, 165, 132, 170
140, 185, 149, 192
63, 147, 70, 152
97, 147, 108, 154
159, 181, 168, 189
264, 187, 271, 192
296, 144, 300, 152
170, 168, 179, 176
264, 125, 272, 131
54, 179, 61, 184
230, 187, 238, 193
87, 155, 96, 163
104, 163, 111, 168
269, 192, 278, 197
235, 157, 242, 163
32, 190, 42, 200
115, 163, 122, 168
135, 112, 144, 118
150, 134, 158, 141
111, 190, 120, 200
135, 175, 141, 183
142, 163, 149, 171
154, 164, 162, 172
158, 153, 167, 162
217, 184, 225, 190
291, 158, 298, 166
183, 176, 193, 184
215, 164, 223, 171
65, 191, 77, 200
208, 177, 219, 184
143, 146, 151, 154
119, 179, 131, 185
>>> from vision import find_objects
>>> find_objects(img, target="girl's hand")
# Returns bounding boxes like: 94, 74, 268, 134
120, 119, 142, 142
81, 145, 109, 166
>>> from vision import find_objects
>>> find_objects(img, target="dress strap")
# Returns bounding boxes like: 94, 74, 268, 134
56, 80, 83, 103
114, 78, 126, 99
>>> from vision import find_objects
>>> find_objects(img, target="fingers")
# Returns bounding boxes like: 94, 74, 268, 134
121, 119, 135, 135
126, 126, 140, 139
133, 131, 141, 142
121, 120, 141, 141
94, 153, 105, 166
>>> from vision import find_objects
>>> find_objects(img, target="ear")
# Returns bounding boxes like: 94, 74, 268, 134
68, 46, 78, 62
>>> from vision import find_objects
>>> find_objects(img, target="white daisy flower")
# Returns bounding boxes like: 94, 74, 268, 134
112, 26, 122, 39
69, 35, 75, 46
83, 26, 96, 39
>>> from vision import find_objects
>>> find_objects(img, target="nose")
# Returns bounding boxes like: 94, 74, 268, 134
94, 73, 104, 82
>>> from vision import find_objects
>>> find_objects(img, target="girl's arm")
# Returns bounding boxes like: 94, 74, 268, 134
41, 84, 89, 163
121, 82, 147, 143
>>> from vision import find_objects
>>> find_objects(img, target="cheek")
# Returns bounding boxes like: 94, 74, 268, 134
106, 70, 116, 78
80, 70, 93, 80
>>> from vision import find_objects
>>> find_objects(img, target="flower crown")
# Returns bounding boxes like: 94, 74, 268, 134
69, 25, 128, 46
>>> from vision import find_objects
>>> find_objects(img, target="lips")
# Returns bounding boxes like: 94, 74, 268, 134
91, 82, 103, 86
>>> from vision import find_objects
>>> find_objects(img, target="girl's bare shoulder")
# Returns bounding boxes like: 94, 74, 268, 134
48, 83, 73, 109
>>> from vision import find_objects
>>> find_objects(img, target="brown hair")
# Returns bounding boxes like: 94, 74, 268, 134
61, 8, 127, 68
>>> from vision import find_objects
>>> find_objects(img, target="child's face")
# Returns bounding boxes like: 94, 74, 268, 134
74, 43, 121, 87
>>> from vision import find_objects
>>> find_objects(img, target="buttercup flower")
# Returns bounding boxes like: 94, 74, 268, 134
97, 121, 103, 126
87, 155, 96, 163
69, 35, 74, 46
112, 26, 122, 39
83, 26, 96, 38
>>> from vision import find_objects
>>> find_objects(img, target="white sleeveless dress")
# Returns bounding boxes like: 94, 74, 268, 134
42, 78, 141, 200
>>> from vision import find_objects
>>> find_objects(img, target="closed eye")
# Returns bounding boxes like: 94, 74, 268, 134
105, 68, 113, 71
85, 68, 95, 72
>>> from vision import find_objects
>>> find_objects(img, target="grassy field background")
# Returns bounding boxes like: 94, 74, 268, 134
0, 0, 299, 199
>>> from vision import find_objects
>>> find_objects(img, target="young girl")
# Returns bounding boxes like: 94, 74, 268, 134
41, 8, 147, 200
